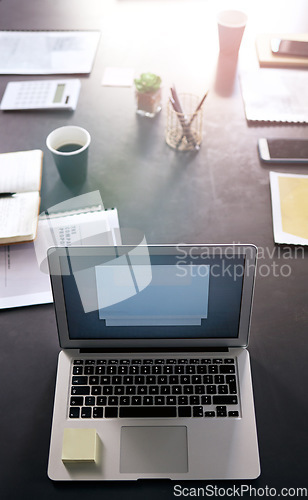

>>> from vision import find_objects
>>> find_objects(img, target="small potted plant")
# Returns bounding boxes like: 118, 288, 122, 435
134, 72, 162, 118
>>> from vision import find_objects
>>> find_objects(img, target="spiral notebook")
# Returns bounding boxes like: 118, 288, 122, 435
240, 69, 308, 123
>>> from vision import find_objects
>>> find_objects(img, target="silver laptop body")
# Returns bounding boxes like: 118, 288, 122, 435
47, 244, 260, 480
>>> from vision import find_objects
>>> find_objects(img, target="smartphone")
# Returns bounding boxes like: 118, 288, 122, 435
271, 38, 308, 57
258, 138, 308, 164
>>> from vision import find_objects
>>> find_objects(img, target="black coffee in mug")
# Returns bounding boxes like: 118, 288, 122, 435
57, 143, 83, 153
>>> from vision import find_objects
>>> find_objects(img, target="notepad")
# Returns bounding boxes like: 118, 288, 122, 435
0, 150, 43, 244
270, 171, 308, 245
62, 428, 97, 463
240, 69, 308, 124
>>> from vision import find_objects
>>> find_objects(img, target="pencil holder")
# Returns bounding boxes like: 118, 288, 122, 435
166, 93, 203, 151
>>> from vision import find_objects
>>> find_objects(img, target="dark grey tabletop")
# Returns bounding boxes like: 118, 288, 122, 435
1, 1, 308, 498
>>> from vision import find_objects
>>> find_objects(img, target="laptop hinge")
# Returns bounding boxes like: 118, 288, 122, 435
79, 347, 229, 353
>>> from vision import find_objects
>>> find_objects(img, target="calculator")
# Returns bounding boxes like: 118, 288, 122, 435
0, 79, 81, 111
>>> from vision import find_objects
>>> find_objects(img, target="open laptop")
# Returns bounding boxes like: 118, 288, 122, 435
47, 244, 260, 480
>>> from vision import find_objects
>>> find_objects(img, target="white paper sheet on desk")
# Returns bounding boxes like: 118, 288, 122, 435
270, 171, 308, 245
0, 208, 120, 309
0, 31, 100, 74
240, 70, 308, 123
101, 67, 134, 87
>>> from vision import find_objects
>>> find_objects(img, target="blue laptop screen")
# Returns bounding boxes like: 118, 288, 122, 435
59, 252, 245, 340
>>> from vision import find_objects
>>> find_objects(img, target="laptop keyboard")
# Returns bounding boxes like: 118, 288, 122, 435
69, 357, 240, 419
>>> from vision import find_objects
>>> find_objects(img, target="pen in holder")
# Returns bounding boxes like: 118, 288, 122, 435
166, 93, 203, 151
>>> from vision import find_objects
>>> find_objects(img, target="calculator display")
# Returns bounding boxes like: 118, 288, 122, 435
53, 83, 65, 103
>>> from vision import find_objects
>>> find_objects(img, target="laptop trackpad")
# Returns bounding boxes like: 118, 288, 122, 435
120, 426, 188, 474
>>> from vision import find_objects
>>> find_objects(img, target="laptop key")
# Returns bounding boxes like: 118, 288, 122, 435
143, 396, 153, 405
208, 365, 219, 374
190, 396, 200, 405
91, 386, 101, 395
81, 407, 91, 418
108, 396, 118, 405
69, 407, 80, 418
167, 396, 176, 405
160, 386, 170, 395
172, 386, 182, 394
218, 385, 229, 394
114, 386, 125, 395
220, 365, 235, 374
118, 366, 128, 374
197, 365, 207, 374
89, 376, 100, 385
106, 366, 117, 374
132, 396, 142, 405
70, 396, 83, 406
149, 386, 159, 394
96, 396, 107, 406
201, 396, 212, 405
119, 406, 176, 418
126, 386, 136, 395
178, 406, 191, 417
71, 386, 90, 395
72, 376, 87, 385
85, 396, 95, 405
206, 385, 217, 394
213, 396, 238, 405
178, 396, 188, 405
195, 385, 205, 395
155, 396, 165, 405
190, 359, 200, 364
193, 406, 204, 417
216, 406, 227, 417
93, 407, 104, 418
204, 411, 215, 417
228, 411, 239, 417
72, 366, 83, 375
84, 366, 94, 375
105, 407, 118, 418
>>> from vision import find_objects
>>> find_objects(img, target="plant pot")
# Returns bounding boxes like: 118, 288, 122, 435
136, 88, 162, 118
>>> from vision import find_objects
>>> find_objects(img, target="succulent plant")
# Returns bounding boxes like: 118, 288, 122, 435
134, 72, 161, 93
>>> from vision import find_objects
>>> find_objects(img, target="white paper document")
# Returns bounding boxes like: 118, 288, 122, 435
101, 67, 134, 87
240, 69, 308, 123
0, 208, 120, 309
0, 31, 100, 74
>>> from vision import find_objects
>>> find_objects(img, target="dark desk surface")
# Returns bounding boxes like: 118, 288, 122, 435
1, 0, 308, 498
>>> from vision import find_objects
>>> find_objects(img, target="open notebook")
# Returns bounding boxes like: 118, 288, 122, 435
0, 150, 43, 244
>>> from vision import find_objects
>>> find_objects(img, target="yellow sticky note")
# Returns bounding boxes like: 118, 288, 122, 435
279, 176, 308, 239
62, 428, 97, 463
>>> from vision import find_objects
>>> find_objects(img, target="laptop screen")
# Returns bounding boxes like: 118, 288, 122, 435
48, 245, 256, 346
